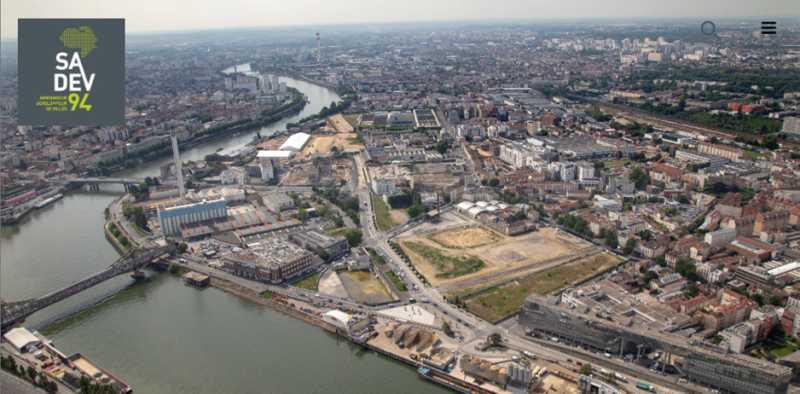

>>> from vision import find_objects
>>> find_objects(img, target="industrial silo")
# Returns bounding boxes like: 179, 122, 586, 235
499, 368, 509, 386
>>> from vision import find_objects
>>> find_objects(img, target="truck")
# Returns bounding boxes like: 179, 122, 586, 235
636, 382, 654, 392
615, 373, 627, 383
420, 298, 429, 303
524, 351, 536, 360
537, 367, 547, 378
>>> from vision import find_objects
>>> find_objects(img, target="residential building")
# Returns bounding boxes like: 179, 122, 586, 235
372, 178, 397, 196
698, 142, 744, 162
705, 228, 736, 247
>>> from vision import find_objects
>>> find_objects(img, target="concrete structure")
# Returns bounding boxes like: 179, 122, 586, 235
157, 198, 227, 236
222, 236, 313, 283
171, 134, 185, 201
676, 149, 726, 166
289, 230, 348, 259
372, 178, 397, 196
519, 291, 792, 394
577, 374, 621, 394
698, 142, 743, 162
705, 228, 736, 247
349, 246, 372, 271
261, 192, 295, 212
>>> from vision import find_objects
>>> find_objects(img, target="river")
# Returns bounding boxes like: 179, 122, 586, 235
0, 78, 449, 393
115, 75, 340, 179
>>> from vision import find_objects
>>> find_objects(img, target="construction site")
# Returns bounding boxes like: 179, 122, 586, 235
396, 213, 594, 289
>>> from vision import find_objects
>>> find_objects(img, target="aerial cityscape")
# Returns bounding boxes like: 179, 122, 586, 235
1, 3, 800, 394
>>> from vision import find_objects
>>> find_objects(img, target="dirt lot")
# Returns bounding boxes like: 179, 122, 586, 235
295, 134, 361, 160
343, 114, 360, 127
458, 252, 621, 322
328, 114, 355, 133
389, 209, 409, 224
255, 136, 289, 150
430, 226, 504, 249
398, 224, 592, 289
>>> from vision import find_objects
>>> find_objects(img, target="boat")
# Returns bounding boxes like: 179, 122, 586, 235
35, 194, 63, 209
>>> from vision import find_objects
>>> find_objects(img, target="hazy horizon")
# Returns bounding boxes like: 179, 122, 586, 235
2, 0, 799, 39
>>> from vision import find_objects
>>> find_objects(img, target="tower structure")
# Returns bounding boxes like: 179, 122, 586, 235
316, 32, 321, 62
171, 134, 185, 201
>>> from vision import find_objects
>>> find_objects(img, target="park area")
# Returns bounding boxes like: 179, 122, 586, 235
455, 252, 622, 322
397, 225, 591, 289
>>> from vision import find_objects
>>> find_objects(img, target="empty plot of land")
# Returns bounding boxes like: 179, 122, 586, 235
456, 252, 620, 322
296, 134, 361, 159
317, 269, 348, 298
397, 226, 592, 289
328, 114, 355, 133
380, 305, 436, 325
430, 226, 504, 249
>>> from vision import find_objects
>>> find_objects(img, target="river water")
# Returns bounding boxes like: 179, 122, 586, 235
0, 77, 449, 393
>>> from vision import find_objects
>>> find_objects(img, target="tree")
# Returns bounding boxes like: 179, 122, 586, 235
27, 366, 36, 382
515, 211, 527, 220
185, 180, 195, 190
435, 141, 448, 154
343, 196, 360, 211
481, 179, 488, 186
442, 321, 455, 337
677, 99, 686, 111
168, 263, 179, 274
345, 228, 363, 247
628, 167, 650, 189
675, 258, 698, 281
299, 208, 308, 221
677, 194, 690, 204
133, 207, 148, 231
762, 135, 780, 150
118, 235, 129, 247
319, 250, 330, 261
769, 295, 782, 306
488, 178, 500, 187
604, 236, 618, 249
598, 228, 607, 238
642, 270, 659, 283
623, 237, 636, 255
489, 333, 503, 347
686, 283, 699, 297
407, 205, 423, 218
176, 242, 188, 254
655, 256, 666, 267
580, 363, 593, 376
124, 159, 135, 168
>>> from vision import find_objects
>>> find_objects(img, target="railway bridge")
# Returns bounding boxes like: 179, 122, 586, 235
1, 245, 174, 331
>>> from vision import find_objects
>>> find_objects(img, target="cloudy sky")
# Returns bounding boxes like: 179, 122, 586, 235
2, 0, 798, 38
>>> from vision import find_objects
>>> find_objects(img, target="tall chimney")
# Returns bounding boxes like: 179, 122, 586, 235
171, 134, 185, 201
316, 32, 321, 62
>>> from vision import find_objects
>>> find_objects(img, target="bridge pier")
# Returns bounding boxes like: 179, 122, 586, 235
130, 269, 145, 279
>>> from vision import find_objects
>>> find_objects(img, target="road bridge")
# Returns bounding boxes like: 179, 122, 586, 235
1, 245, 173, 331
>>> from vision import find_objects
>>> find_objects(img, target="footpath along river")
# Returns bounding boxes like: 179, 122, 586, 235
0, 77, 449, 393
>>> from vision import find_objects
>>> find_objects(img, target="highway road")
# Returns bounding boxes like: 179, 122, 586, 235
1, 371, 47, 394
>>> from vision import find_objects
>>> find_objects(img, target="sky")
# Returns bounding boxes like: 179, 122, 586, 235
1, 0, 798, 38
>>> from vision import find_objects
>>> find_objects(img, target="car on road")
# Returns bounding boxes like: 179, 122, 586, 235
456, 319, 462, 323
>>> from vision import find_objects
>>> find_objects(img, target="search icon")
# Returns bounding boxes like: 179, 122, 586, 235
701, 21, 720, 43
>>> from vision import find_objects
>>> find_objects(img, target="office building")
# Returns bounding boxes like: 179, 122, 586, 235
289, 230, 348, 259
698, 142, 744, 162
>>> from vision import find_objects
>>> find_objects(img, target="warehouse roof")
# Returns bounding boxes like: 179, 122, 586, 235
4, 328, 39, 352
279, 132, 311, 151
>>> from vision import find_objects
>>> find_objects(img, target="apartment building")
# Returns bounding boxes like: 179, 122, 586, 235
698, 142, 744, 162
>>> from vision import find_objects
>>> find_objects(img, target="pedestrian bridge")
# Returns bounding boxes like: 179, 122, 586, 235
1, 245, 174, 331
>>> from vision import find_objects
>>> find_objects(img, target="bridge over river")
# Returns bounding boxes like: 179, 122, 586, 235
1, 245, 174, 331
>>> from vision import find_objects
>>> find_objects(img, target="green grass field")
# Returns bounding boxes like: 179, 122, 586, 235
291, 272, 322, 292
385, 271, 408, 292
403, 242, 485, 279
605, 160, 631, 168
373, 193, 398, 231
370, 250, 386, 265
455, 253, 620, 322
743, 150, 762, 159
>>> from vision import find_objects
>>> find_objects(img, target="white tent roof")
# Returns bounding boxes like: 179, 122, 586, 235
279, 132, 311, 151
3, 328, 39, 351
